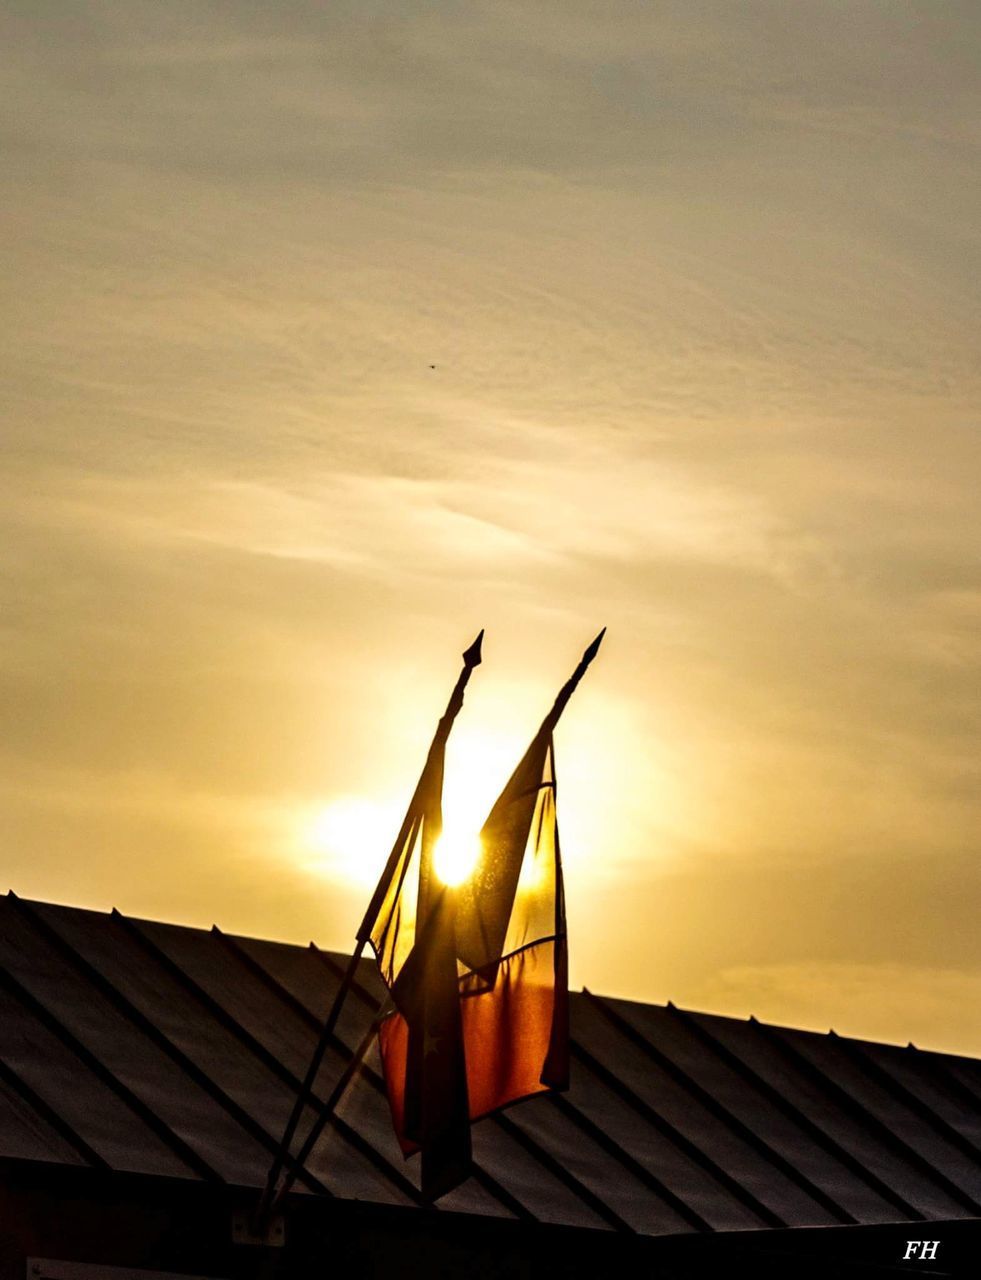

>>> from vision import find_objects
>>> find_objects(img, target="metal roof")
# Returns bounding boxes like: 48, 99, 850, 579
1, 890, 979, 1236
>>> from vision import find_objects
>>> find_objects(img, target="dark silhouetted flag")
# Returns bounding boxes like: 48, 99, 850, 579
362, 631, 603, 1201
357, 634, 479, 1200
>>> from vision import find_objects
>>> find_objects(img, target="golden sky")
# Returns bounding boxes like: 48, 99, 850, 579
2, 3, 979, 1055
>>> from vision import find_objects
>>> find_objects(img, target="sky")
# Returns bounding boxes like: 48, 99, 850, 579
2, 2, 979, 1055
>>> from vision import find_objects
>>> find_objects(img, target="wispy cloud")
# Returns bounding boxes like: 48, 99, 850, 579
1, 0, 979, 1054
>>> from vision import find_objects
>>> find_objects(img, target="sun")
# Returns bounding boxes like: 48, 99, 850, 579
433, 827, 482, 887
300, 726, 523, 892
430, 725, 517, 886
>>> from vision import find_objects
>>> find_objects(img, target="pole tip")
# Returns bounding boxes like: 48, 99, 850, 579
463, 629, 484, 667
582, 627, 606, 664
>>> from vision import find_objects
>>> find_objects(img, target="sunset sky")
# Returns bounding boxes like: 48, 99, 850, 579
2, 3, 979, 1055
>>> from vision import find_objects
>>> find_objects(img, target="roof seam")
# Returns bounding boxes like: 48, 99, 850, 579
904, 1046, 981, 1116
586, 992, 823, 1227
326, 1112, 428, 1207
119, 912, 313, 1088
548, 1091, 711, 1231
0, 952, 222, 1184
568, 1036, 783, 1229
466, 1165, 539, 1223
493, 1111, 634, 1234
212, 926, 323, 1032
665, 1003, 917, 1221
590, 994, 864, 1225
832, 1032, 981, 1162
8, 894, 329, 1196
749, 1017, 981, 1216
0, 1053, 109, 1170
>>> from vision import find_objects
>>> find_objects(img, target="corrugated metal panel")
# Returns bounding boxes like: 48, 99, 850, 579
1, 892, 979, 1241
0, 901, 222, 1180
33, 902, 322, 1157
662, 1004, 908, 1222
773, 1027, 981, 1215
500, 1087, 684, 1233
0, 1073, 91, 1166
562, 1041, 763, 1232
0, 978, 197, 1179
685, 1009, 969, 1221
229, 933, 379, 1052
938, 1054, 981, 1106
594, 997, 863, 1225
863, 1043, 981, 1152
468, 1118, 612, 1230
573, 994, 839, 1227
685, 1010, 931, 1221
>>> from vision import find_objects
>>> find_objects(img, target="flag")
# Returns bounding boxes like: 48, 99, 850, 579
358, 632, 481, 1200
363, 630, 604, 1201
451, 630, 604, 1127
453, 722, 569, 1119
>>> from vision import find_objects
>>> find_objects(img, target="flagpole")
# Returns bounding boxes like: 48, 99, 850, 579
269, 999, 393, 1212
254, 630, 483, 1228
354, 629, 484, 944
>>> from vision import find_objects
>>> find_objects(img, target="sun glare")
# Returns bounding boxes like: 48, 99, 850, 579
433, 828, 481, 887
302, 727, 546, 893
302, 797, 396, 889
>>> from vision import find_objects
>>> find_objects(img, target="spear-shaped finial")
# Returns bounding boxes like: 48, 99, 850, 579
582, 626, 606, 665
544, 628, 606, 730
436, 629, 484, 738
462, 629, 484, 668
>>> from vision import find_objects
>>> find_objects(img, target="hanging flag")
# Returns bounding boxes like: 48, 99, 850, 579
358, 631, 482, 1200
368, 630, 604, 1201
454, 719, 569, 1121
